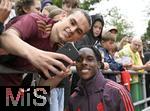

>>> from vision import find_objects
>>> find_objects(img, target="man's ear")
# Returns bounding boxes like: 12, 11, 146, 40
97, 61, 104, 69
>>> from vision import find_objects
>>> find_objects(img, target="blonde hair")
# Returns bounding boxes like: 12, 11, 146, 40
43, 5, 58, 14
101, 31, 116, 42
49, 7, 64, 19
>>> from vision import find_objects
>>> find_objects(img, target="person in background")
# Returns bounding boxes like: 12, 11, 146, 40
118, 37, 150, 107
42, 4, 67, 20
48, 6, 66, 21
138, 41, 144, 61
42, 5, 58, 17
15, 0, 41, 16
74, 14, 104, 48
14, 0, 52, 39
118, 37, 150, 72
0, 0, 12, 34
62, 0, 80, 13
143, 41, 150, 106
108, 42, 118, 58
96, 31, 124, 81
0, 0, 13, 57
41, 0, 53, 11
108, 26, 118, 34
106, 26, 118, 41
3, 0, 16, 25
118, 36, 130, 50
68, 46, 134, 111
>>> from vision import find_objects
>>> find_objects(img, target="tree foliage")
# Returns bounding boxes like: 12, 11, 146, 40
104, 7, 133, 41
143, 20, 150, 41
80, 0, 100, 10
52, 0, 62, 8
52, 0, 101, 10
52, 0, 133, 42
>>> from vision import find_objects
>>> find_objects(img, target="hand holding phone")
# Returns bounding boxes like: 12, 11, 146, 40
41, 42, 79, 79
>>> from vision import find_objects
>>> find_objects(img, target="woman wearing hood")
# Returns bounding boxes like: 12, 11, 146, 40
74, 13, 104, 49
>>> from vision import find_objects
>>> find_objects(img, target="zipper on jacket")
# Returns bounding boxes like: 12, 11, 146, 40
84, 86, 90, 111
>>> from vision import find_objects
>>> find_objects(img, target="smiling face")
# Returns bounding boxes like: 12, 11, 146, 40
76, 47, 98, 80
62, 0, 79, 13
130, 39, 142, 53
51, 10, 90, 44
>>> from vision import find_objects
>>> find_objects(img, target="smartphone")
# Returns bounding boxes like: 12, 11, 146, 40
46, 42, 79, 78
56, 42, 79, 65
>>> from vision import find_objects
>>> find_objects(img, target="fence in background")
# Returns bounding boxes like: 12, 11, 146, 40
103, 70, 150, 111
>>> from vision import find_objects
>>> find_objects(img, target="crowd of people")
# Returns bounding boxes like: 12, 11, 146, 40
0, 0, 150, 111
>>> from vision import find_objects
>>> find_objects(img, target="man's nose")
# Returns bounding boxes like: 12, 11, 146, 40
96, 27, 100, 32
82, 59, 87, 65
136, 46, 139, 48
70, 26, 77, 32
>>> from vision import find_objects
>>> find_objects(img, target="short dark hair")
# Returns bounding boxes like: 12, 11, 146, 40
91, 46, 102, 61
77, 46, 104, 69
69, 8, 92, 29
78, 46, 102, 61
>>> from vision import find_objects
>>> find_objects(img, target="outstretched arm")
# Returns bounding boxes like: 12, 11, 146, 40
0, 28, 73, 78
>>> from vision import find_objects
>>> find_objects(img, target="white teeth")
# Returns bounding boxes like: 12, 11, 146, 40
81, 69, 89, 73
64, 31, 68, 37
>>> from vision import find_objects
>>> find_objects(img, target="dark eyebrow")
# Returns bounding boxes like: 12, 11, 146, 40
70, 18, 76, 25
87, 54, 95, 58
72, 18, 83, 34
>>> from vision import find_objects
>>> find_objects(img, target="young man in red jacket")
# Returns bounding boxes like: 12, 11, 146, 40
68, 46, 134, 111
0, 8, 91, 86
